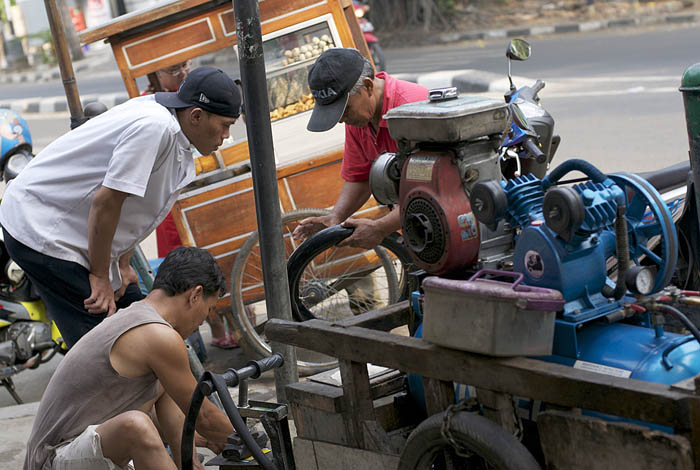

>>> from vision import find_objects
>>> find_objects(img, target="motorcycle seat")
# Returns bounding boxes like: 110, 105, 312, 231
636, 161, 690, 192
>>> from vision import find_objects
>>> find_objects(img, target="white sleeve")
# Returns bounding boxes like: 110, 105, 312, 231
102, 117, 172, 197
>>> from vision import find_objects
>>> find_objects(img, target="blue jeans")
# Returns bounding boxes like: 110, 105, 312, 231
3, 228, 143, 348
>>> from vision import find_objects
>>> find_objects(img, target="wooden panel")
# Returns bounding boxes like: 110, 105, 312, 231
177, 175, 253, 209
183, 185, 257, 248
285, 160, 343, 209
80, 0, 218, 44
123, 17, 216, 69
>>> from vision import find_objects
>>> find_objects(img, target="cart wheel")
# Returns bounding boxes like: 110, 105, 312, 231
287, 224, 415, 323
399, 409, 541, 470
228, 208, 333, 376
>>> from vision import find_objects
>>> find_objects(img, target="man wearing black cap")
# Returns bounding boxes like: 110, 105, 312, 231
293, 48, 428, 249
0, 66, 241, 348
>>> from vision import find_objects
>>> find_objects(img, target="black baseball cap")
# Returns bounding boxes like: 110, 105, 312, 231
155, 66, 241, 118
307, 48, 366, 132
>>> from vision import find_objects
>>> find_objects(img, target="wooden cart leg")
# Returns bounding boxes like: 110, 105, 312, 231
476, 388, 518, 435
422, 377, 454, 416
339, 359, 376, 449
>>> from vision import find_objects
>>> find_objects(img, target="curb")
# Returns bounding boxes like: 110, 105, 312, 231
0, 58, 94, 85
0, 91, 130, 114
435, 10, 700, 44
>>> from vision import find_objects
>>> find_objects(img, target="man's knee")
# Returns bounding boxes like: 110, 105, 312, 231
113, 410, 161, 447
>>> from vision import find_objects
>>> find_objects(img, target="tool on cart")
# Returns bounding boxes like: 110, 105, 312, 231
181, 354, 294, 470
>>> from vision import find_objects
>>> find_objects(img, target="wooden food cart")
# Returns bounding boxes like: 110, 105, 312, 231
79, 0, 394, 365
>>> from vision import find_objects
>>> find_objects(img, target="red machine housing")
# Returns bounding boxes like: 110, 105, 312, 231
399, 151, 480, 275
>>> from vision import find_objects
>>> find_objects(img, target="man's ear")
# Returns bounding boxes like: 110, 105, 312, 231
188, 285, 204, 305
188, 107, 205, 126
364, 77, 374, 96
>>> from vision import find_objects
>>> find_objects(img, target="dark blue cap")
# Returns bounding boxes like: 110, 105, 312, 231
307, 48, 365, 132
155, 66, 241, 118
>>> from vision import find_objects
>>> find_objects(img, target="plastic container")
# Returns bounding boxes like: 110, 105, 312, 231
384, 96, 510, 143
422, 269, 564, 356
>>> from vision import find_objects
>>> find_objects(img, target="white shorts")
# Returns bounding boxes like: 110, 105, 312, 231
53, 425, 134, 470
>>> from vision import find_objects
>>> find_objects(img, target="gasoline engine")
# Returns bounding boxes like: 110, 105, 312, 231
370, 92, 526, 275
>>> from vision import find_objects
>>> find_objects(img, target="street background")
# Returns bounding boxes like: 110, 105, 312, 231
0, 0, 699, 467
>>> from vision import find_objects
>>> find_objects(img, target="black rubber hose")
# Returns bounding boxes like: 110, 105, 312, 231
181, 378, 209, 470
655, 304, 700, 346
602, 205, 629, 300
209, 373, 277, 470
542, 158, 608, 188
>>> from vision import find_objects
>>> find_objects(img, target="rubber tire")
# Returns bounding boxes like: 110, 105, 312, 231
399, 410, 541, 470
228, 208, 331, 376
287, 224, 416, 322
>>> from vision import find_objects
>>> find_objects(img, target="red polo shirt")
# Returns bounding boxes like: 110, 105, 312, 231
340, 72, 428, 182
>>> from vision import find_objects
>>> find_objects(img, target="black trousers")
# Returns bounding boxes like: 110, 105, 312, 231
3, 228, 144, 348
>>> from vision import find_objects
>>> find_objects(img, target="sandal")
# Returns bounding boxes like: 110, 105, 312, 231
211, 333, 239, 349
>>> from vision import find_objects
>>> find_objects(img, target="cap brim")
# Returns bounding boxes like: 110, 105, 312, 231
154, 91, 191, 109
306, 93, 349, 132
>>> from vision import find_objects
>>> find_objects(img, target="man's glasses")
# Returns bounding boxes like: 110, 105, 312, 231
159, 60, 192, 77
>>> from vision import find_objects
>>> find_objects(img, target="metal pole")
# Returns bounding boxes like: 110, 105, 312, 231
680, 64, 700, 230
234, 0, 298, 402
43, 0, 84, 124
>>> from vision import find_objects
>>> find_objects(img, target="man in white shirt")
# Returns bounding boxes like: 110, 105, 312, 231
0, 66, 241, 348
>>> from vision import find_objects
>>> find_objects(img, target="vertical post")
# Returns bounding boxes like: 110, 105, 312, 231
44, 0, 84, 125
681, 64, 700, 231
234, 0, 298, 402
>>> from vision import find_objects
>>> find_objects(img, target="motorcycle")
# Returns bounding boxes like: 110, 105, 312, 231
0, 109, 67, 405
353, 0, 385, 72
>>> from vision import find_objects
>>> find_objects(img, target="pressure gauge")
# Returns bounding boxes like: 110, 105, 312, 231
624, 265, 655, 296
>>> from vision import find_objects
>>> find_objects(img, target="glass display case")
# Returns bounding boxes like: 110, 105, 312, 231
262, 15, 341, 122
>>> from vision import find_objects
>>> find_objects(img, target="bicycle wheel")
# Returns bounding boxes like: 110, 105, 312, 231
399, 409, 541, 470
228, 208, 332, 375
287, 224, 415, 323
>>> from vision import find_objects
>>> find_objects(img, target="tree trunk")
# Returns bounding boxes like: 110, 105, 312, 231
422, 0, 432, 32
58, 0, 83, 61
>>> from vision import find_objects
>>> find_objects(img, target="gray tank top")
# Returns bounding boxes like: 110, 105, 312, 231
24, 300, 172, 470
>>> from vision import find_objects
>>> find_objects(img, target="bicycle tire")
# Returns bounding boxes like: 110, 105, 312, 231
399, 410, 541, 470
228, 208, 331, 375
287, 224, 416, 323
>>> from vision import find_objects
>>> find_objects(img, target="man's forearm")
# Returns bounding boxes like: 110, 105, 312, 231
119, 249, 134, 269
196, 400, 235, 446
374, 207, 402, 235
331, 180, 372, 223
88, 187, 127, 276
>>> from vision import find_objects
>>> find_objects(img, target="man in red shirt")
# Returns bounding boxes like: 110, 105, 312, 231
293, 48, 428, 249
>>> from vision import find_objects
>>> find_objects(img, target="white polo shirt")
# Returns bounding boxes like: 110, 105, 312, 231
0, 95, 196, 289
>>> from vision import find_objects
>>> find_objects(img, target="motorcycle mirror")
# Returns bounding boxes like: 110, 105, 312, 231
506, 39, 531, 61
506, 39, 531, 94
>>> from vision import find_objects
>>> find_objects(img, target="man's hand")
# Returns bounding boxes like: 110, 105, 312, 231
340, 218, 388, 250
85, 273, 116, 316
115, 264, 139, 304
196, 433, 225, 454
292, 215, 338, 242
